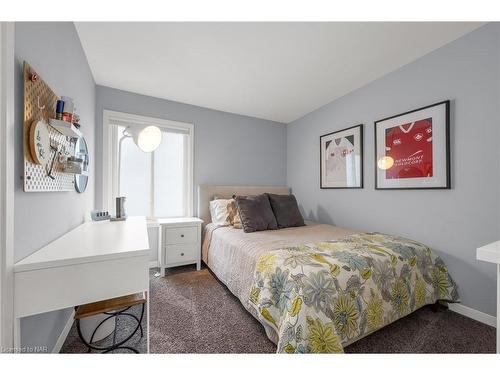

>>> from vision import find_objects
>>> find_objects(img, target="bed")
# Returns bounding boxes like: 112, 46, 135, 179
199, 185, 459, 353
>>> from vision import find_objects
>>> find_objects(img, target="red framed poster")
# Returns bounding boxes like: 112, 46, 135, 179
375, 101, 450, 189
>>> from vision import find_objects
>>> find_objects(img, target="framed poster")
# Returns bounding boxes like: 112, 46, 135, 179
375, 100, 450, 190
320, 124, 363, 189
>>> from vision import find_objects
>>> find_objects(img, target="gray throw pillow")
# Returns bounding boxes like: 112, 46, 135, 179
266, 193, 305, 229
234, 194, 278, 233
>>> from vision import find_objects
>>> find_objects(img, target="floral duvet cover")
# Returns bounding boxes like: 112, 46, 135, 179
249, 232, 459, 353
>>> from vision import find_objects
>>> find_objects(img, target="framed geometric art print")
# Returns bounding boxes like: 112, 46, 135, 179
374, 100, 450, 190
320, 124, 363, 189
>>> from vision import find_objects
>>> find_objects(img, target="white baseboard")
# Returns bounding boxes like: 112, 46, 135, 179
449, 303, 496, 327
149, 261, 158, 269
52, 309, 75, 353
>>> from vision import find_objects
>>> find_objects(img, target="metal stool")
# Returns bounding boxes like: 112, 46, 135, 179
75, 292, 146, 353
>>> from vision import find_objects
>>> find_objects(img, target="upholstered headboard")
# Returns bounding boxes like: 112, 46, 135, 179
198, 185, 290, 225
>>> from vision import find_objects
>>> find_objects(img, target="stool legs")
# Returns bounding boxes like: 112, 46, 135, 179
76, 303, 145, 353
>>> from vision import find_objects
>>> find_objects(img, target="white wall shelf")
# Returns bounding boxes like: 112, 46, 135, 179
49, 119, 82, 139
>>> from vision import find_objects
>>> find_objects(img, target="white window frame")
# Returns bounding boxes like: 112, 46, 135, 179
102, 110, 194, 219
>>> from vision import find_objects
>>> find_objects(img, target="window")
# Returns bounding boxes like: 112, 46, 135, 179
103, 111, 193, 219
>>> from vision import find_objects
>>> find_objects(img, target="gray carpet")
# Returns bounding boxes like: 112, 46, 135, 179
62, 265, 496, 354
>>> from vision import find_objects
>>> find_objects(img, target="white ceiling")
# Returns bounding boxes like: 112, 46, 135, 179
76, 22, 483, 123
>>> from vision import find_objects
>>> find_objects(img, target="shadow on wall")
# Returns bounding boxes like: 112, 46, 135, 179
298, 203, 313, 221
299, 203, 335, 226
316, 205, 335, 225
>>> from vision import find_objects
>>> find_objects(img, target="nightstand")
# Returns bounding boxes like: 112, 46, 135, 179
157, 217, 203, 277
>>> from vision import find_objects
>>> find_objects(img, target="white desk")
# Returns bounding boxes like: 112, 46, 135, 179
476, 240, 500, 353
13, 216, 150, 352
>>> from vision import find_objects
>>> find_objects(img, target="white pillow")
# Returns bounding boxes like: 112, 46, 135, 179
209, 199, 233, 226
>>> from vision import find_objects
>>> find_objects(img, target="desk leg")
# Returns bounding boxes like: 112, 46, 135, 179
13, 317, 20, 353
497, 264, 500, 354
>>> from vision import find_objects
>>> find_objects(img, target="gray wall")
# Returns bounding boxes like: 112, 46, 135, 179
14, 22, 96, 351
287, 23, 500, 316
95, 85, 287, 213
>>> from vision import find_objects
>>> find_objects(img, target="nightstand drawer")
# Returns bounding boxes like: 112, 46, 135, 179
164, 226, 198, 245
165, 244, 198, 264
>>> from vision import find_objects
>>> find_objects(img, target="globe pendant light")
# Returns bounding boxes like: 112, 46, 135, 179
132, 126, 162, 152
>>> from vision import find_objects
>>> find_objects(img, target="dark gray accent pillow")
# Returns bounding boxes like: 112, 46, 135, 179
266, 193, 305, 229
234, 194, 278, 233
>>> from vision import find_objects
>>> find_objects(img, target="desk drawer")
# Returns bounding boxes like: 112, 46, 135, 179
166, 244, 198, 264
164, 226, 198, 245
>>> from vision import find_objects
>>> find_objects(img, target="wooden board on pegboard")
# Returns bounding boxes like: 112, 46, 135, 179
23, 61, 75, 192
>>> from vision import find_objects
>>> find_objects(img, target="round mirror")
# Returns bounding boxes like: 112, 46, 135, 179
74, 136, 89, 193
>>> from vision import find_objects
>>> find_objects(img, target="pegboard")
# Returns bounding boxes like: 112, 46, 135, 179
23, 62, 75, 192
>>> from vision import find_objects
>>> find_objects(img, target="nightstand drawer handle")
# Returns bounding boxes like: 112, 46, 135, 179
180, 252, 184, 256
180, 234, 184, 238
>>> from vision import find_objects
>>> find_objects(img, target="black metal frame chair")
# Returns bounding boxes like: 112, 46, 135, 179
74, 293, 146, 354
